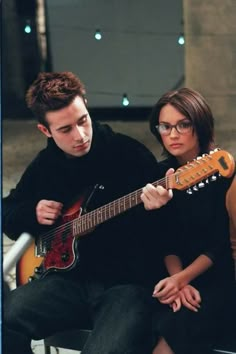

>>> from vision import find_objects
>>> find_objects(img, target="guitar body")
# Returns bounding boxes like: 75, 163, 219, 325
17, 198, 83, 286
16, 242, 43, 286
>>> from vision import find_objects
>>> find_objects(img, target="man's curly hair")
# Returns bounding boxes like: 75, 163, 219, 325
26, 71, 86, 126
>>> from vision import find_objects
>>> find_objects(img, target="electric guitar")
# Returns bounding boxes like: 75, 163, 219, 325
16, 149, 235, 286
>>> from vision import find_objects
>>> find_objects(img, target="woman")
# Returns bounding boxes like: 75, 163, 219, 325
148, 88, 236, 354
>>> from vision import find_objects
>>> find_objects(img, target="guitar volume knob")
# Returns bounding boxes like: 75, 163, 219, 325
34, 267, 42, 274
61, 252, 69, 262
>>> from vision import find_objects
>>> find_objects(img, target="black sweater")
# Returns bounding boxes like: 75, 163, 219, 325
3, 122, 168, 286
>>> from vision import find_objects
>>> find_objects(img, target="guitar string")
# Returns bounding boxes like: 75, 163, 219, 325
36, 157, 216, 252
39, 175, 167, 244
36, 175, 168, 250
37, 162, 214, 250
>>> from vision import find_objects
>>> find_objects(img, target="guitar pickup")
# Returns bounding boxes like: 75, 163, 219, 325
35, 238, 47, 257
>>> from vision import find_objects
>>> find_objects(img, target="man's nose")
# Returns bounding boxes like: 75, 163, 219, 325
73, 125, 84, 140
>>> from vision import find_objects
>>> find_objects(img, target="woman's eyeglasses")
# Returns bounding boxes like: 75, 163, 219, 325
155, 121, 193, 136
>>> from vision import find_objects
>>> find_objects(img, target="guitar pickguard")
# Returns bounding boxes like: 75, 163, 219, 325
42, 202, 82, 272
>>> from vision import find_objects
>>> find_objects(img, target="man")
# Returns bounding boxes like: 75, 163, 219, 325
3, 71, 171, 354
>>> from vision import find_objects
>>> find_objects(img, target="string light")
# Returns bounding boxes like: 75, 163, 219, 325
122, 94, 129, 106
24, 20, 32, 34
94, 29, 102, 40
178, 33, 185, 45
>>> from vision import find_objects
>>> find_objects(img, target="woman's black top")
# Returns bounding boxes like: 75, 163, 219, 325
159, 155, 235, 287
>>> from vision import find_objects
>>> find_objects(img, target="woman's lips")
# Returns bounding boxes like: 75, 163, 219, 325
170, 143, 182, 149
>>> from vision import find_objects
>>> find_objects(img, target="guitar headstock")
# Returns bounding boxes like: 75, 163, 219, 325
169, 149, 235, 191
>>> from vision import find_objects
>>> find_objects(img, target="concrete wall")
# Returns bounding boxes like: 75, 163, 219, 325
184, 0, 236, 152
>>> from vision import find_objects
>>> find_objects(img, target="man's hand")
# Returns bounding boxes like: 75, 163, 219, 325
141, 168, 174, 210
36, 200, 63, 225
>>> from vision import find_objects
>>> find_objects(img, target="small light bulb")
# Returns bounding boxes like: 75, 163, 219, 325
24, 24, 31, 34
178, 34, 185, 45
95, 29, 102, 40
122, 94, 129, 106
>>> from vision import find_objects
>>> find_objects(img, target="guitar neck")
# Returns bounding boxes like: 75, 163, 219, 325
37, 149, 235, 250
72, 177, 168, 237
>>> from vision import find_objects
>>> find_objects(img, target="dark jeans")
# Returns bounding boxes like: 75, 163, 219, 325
3, 273, 153, 354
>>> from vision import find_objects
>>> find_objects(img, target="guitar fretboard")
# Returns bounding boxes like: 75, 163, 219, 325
72, 179, 167, 237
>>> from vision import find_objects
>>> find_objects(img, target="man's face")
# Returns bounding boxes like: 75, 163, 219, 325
38, 96, 93, 158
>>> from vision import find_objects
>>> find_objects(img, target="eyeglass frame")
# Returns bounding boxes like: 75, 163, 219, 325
155, 120, 193, 136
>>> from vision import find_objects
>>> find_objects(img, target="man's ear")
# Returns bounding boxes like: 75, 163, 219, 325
37, 124, 52, 138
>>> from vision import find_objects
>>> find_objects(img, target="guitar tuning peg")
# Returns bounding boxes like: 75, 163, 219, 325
193, 185, 198, 191
205, 178, 209, 184
186, 188, 193, 195
210, 175, 217, 181
209, 150, 214, 154
197, 156, 202, 160
198, 182, 205, 188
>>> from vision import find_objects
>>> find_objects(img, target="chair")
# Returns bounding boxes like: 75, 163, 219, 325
44, 329, 91, 353
43, 328, 236, 354
43, 326, 236, 354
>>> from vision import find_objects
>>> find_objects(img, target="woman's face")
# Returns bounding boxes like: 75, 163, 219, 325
158, 103, 200, 164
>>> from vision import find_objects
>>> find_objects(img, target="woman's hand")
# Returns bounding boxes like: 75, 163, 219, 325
152, 275, 180, 304
178, 284, 201, 312
170, 296, 182, 312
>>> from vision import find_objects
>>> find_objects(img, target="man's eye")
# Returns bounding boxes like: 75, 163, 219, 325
61, 127, 71, 133
77, 116, 87, 126
81, 116, 87, 123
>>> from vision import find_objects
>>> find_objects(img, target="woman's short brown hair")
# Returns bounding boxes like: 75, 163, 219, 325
149, 87, 215, 155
